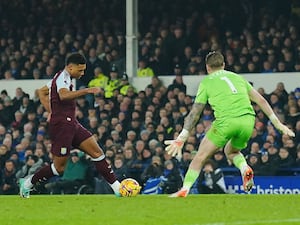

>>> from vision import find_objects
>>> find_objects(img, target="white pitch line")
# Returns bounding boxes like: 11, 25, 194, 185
174, 218, 300, 225
201, 218, 300, 225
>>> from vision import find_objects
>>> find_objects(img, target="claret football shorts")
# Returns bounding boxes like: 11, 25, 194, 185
49, 119, 92, 156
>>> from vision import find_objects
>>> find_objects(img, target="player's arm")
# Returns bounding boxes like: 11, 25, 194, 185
183, 102, 205, 132
248, 88, 295, 137
164, 102, 205, 157
58, 87, 101, 101
248, 88, 274, 117
38, 85, 51, 113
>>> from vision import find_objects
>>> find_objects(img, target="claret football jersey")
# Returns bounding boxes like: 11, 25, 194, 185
47, 70, 76, 122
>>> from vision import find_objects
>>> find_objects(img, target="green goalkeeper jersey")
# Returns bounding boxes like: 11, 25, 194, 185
195, 69, 255, 120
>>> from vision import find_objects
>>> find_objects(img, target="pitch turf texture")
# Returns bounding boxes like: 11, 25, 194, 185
1, 195, 299, 225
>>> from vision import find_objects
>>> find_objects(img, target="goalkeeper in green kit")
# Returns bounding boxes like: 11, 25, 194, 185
165, 51, 295, 197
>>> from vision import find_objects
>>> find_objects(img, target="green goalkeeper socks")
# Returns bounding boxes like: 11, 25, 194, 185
233, 153, 248, 174
182, 169, 200, 189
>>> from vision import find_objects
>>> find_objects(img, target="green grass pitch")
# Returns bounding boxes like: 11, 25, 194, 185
0, 194, 299, 225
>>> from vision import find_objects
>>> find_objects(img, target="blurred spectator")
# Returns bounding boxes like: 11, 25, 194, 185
246, 154, 261, 175
249, 142, 261, 155
0, 159, 18, 194
0, 144, 10, 168
294, 88, 300, 100
0, 97, 14, 127
137, 58, 155, 77
139, 130, 150, 143
295, 121, 300, 147
262, 61, 274, 73
110, 130, 122, 145
42, 66, 55, 79
267, 145, 280, 165
167, 64, 187, 94
197, 159, 227, 194
271, 82, 289, 109
178, 150, 192, 175
112, 156, 129, 181
34, 145, 50, 165
84, 48, 102, 87
277, 147, 295, 175
212, 150, 229, 168
118, 72, 137, 96
88, 67, 108, 90
283, 138, 297, 159
3, 70, 14, 80
104, 65, 121, 98
141, 155, 164, 194
149, 47, 165, 75
145, 123, 157, 140
16, 154, 43, 179
160, 159, 183, 194
256, 152, 277, 176
45, 151, 91, 194
247, 61, 259, 73
12, 88, 25, 112
19, 93, 35, 115
285, 103, 300, 128
294, 146, 300, 168
32, 68, 41, 80
9, 60, 20, 79
186, 62, 199, 75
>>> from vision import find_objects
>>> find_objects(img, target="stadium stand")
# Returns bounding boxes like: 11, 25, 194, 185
0, 0, 299, 194
0, 0, 300, 80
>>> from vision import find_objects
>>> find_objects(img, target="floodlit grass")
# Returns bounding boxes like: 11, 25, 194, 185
0, 194, 300, 225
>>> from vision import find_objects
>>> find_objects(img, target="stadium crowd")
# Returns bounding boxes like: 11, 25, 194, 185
0, 0, 300, 194
1, 0, 300, 83
0, 76, 299, 194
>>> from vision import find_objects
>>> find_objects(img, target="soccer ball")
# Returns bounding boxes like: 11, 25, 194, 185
119, 178, 141, 197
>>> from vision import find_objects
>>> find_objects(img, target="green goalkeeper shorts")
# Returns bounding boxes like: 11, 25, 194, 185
206, 114, 255, 149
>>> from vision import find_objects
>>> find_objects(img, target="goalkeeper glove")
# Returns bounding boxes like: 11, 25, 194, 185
164, 139, 184, 157
164, 129, 189, 157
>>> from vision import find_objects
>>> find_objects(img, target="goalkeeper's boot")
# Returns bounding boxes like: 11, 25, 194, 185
19, 178, 31, 198
169, 188, 189, 198
243, 166, 254, 193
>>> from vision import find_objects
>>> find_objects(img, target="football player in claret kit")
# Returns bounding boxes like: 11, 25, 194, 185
19, 52, 121, 198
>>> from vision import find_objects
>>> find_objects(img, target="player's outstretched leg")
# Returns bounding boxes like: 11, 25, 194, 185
231, 153, 254, 193
19, 175, 33, 198
19, 164, 60, 198
243, 166, 254, 193
92, 155, 121, 196
169, 169, 200, 197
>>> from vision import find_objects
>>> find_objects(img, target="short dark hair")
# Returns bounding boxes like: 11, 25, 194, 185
1, 90, 8, 95
65, 52, 86, 65
5, 159, 15, 166
205, 51, 224, 68
204, 159, 217, 170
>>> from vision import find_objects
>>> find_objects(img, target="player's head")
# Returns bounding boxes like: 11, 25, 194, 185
65, 52, 87, 78
205, 51, 225, 74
